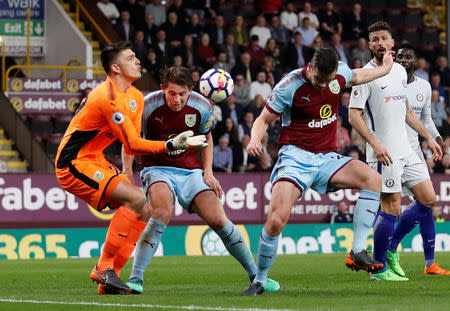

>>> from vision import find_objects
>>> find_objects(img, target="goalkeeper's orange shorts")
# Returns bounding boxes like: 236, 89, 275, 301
56, 159, 129, 211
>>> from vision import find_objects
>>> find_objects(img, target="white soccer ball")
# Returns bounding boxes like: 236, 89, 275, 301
199, 68, 234, 103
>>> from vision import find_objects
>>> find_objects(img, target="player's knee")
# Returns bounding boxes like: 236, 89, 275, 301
151, 204, 173, 223
207, 215, 228, 231
362, 170, 381, 192
129, 192, 147, 213
267, 213, 286, 236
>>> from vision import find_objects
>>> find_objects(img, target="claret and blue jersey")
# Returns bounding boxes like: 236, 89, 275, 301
141, 90, 213, 169
266, 62, 353, 153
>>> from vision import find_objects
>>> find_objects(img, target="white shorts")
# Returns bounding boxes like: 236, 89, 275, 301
401, 148, 430, 197
368, 151, 429, 194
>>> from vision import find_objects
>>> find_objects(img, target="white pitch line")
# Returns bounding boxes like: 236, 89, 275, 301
0, 299, 297, 311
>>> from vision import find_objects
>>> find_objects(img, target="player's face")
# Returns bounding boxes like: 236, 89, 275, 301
115, 49, 142, 81
309, 66, 336, 91
397, 48, 415, 72
368, 30, 394, 62
162, 82, 192, 112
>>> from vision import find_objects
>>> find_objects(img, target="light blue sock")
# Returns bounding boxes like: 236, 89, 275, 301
216, 220, 257, 279
129, 218, 166, 281
254, 228, 279, 287
352, 190, 380, 252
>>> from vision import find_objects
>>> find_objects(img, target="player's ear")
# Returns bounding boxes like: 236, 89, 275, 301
160, 84, 166, 91
111, 63, 120, 74
189, 86, 194, 93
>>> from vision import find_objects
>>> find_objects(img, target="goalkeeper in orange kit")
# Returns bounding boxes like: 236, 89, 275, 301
54, 41, 207, 294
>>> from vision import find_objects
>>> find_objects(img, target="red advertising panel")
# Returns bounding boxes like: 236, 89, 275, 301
0, 173, 449, 228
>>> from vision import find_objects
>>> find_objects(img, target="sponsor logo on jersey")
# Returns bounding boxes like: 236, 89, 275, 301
329, 79, 340, 94
130, 100, 136, 112
416, 93, 424, 102
384, 95, 406, 103
385, 179, 395, 188
185, 114, 196, 127
93, 170, 104, 181
381, 85, 388, 90
301, 94, 311, 102
308, 113, 337, 128
402, 80, 407, 88
319, 104, 333, 118
112, 111, 125, 124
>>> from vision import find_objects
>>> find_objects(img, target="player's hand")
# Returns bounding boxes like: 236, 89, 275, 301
247, 139, 263, 156
203, 172, 223, 198
373, 142, 393, 166
381, 50, 394, 71
166, 130, 208, 151
428, 138, 443, 162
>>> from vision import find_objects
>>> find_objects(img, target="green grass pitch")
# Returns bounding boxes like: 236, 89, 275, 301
1, 252, 449, 311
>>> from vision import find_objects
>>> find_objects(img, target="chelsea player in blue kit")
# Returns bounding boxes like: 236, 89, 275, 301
123, 67, 280, 293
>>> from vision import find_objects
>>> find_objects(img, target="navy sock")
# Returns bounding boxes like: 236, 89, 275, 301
419, 207, 436, 267
389, 201, 429, 252
373, 211, 397, 268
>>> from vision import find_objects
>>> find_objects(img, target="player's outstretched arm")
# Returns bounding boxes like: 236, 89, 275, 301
345, 51, 394, 87
248, 107, 278, 156
405, 103, 443, 161
349, 107, 393, 165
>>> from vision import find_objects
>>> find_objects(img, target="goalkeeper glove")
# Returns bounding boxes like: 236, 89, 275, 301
165, 130, 208, 151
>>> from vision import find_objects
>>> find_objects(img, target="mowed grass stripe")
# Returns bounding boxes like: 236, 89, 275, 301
0, 253, 449, 311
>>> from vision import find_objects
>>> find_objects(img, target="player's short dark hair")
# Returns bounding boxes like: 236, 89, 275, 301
311, 48, 338, 75
101, 41, 132, 74
368, 21, 392, 35
161, 66, 194, 88
397, 43, 416, 56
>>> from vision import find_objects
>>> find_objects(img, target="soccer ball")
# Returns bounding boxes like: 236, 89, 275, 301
199, 68, 234, 102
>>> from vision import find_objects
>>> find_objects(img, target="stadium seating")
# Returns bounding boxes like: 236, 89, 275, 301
0, 126, 28, 172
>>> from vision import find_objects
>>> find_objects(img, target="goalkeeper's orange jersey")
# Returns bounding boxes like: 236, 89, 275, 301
54, 77, 167, 210
55, 77, 166, 169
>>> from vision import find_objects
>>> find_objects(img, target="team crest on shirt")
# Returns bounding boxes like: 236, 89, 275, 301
185, 114, 196, 127
328, 79, 340, 94
93, 170, 104, 181
402, 80, 407, 88
129, 100, 137, 112
385, 179, 395, 188
416, 93, 424, 102
277, 167, 286, 176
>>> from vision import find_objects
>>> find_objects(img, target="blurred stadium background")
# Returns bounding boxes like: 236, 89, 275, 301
0, 1, 449, 306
